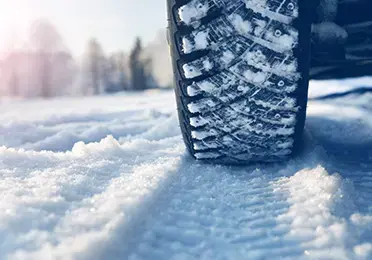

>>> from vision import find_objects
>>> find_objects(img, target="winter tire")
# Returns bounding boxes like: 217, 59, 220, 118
167, 0, 312, 164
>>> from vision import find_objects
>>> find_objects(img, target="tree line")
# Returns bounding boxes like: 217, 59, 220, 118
0, 20, 159, 98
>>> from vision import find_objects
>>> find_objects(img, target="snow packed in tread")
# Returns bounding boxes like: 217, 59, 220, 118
173, 0, 302, 162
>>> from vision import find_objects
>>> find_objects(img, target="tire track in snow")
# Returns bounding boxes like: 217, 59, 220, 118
306, 101, 372, 214
0, 91, 371, 259
121, 150, 371, 260
124, 160, 303, 260
274, 167, 372, 260
119, 100, 372, 260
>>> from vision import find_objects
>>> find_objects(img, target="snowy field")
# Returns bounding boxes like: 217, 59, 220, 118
1, 79, 372, 260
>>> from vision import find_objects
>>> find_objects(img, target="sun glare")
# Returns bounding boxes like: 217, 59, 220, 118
0, 1, 29, 50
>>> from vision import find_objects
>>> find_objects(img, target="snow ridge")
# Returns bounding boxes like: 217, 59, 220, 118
275, 166, 372, 259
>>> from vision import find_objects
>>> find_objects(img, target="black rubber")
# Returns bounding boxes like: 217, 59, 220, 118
167, 0, 312, 164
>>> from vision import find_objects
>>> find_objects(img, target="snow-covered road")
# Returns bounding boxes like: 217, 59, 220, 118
0, 80, 372, 260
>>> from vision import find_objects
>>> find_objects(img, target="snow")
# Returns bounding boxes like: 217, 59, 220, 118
221, 51, 235, 64
244, 0, 298, 22
178, 0, 210, 25
182, 31, 210, 54
181, 37, 193, 54
194, 31, 210, 50
190, 116, 208, 128
197, 81, 216, 94
182, 64, 202, 79
264, 28, 298, 51
231, 13, 297, 51
244, 50, 299, 80
243, 70, 267, 84
309, 77, 372, 98
1, 79, 372, 259
202, 59, 213, 71
230, 14, 253, 35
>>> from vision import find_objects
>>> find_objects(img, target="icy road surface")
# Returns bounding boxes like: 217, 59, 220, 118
1, 79, 372, 260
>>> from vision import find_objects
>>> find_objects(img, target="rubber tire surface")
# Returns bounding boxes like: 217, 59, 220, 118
167, 0, 312, 164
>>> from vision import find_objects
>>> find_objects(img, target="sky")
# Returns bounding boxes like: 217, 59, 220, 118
0, 0, 168, 56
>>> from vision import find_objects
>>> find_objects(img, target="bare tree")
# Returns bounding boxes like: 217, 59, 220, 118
84, 38, 104, 95
29, 19, 64, 52
129, 37, 148, 91
101, 54, 127, 93
28, 19, 68, 98
4, 24, 20, 96
115, 52, 128, 91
